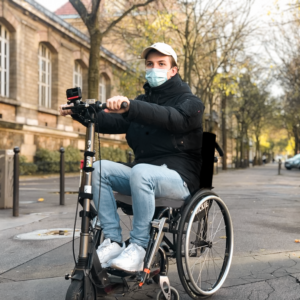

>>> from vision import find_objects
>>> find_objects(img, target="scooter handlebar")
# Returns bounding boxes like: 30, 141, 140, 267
61, 101, 128, 113
101, 102, 128, 110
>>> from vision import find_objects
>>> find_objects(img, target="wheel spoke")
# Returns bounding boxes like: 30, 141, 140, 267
211, 246, 226, 261
211, 218, 224, 241
210, 248, 219, 282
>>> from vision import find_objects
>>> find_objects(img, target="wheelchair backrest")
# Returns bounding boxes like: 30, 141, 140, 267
199, 132, 217, 189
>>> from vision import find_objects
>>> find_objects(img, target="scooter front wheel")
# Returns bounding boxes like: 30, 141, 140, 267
65, 280, 83, 300
156, 286, 180, 300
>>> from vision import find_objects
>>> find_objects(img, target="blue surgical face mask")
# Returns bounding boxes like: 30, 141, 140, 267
145, 68, 170, 87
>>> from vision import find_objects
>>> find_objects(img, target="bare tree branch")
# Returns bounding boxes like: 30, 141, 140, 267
102, 0, 155, 36
69, 0, 89, 25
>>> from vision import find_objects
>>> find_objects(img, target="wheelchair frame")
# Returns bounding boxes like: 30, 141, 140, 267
64, 95, 234, 300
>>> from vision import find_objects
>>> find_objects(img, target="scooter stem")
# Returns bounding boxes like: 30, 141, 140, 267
78, 116, 95, 262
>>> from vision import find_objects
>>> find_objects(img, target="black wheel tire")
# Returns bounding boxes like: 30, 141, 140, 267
176, 189, 233, 299
156, 286, 180, 300
285, 166, 291, 170
65, 280, 83, 300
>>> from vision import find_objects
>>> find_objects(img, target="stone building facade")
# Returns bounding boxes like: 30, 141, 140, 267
0, 0, 129, 162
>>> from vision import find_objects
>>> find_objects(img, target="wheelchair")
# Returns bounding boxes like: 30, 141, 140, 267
63, 91, 233, 300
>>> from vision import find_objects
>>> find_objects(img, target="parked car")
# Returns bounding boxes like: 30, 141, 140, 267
284, 154, 300, 170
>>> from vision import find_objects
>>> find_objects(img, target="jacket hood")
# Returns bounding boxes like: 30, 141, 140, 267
143, 74, 192, 105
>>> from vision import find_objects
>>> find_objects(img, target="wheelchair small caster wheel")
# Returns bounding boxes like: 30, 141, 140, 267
156, 286, 180, 300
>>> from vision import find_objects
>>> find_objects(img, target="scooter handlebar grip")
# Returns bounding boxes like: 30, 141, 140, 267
101, 102, 128, 110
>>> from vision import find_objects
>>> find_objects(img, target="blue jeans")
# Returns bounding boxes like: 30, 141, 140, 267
92, 160, 190, 248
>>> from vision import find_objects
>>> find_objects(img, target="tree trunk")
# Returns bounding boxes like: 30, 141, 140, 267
240, 123, 244, 168
235, 118, 240, 168
88, 31, 102, 99
183, 13, 189, 82
246, 131, 249, 167
188, 54, 193, 86
209, 93, 214, 133
293, 125, 299, 155
235, 136, 239, 168
87, 21, 102, 155
255, 134, 261, 165
221, 94, 227, 170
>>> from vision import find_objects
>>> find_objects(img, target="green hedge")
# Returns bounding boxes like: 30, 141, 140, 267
34, 146, 82, 173
20, 146, 133, 175
100, 147, 128, 162
19, 156, 38, 175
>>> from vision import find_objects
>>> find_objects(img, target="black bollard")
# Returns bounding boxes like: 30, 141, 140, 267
278, 159, 281, 175
60, 147, 65, 205
13, 147, 20, 217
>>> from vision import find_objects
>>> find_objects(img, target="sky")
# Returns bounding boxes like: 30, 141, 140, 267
35, 0, 68, 12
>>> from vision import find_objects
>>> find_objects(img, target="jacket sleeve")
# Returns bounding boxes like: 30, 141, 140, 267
123, 97, 204, 134
72, 111, 130, 134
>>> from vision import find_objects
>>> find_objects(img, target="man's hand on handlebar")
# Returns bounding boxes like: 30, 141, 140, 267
104, 96, 130, 114
59, 96, 130, 117
59, 103, 74, 116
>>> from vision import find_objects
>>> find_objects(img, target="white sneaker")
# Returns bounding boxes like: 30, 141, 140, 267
110, 243, 146, 272
97, 238, 125, 268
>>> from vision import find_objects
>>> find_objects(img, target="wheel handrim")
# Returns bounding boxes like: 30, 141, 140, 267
184, 195, 233, 296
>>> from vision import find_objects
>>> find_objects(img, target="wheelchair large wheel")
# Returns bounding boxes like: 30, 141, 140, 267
176, 190, 233, 299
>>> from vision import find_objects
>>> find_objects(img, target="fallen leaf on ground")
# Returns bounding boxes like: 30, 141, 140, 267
295, 239, 300, 243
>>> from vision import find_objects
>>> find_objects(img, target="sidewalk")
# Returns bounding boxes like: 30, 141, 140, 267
0, 164, 300, 300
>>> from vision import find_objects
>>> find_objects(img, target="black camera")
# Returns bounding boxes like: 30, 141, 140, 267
66, 87, 82, 102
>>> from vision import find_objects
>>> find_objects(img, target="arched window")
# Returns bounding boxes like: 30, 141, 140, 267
0, 24, 9, 97
38, 44, 51, 108
99, 73, 110, 103
73, 61, 82, 89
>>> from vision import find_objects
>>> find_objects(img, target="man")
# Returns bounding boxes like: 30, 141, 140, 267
60, 43, 204, 272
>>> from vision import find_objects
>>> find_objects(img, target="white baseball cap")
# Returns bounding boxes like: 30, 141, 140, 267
141, 42, 177, 65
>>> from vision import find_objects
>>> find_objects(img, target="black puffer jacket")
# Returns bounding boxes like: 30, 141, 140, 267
73, 74, 204, 194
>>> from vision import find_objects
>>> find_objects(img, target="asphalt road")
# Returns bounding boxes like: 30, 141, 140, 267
0, 164, 299, 300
